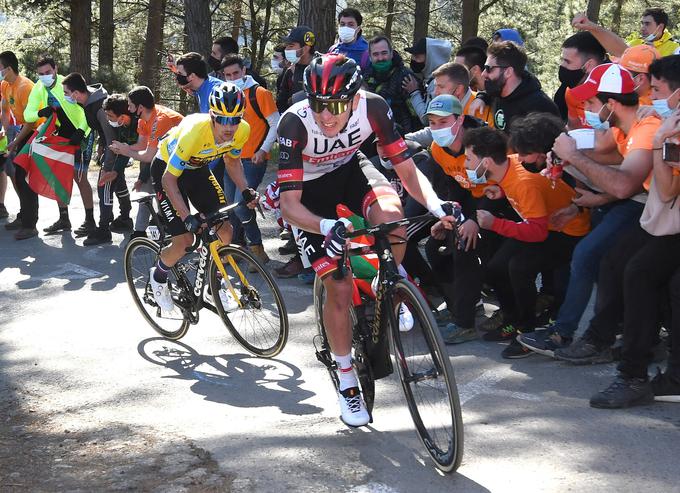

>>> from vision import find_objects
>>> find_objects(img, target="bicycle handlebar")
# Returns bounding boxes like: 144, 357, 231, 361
184, 200, 247, 253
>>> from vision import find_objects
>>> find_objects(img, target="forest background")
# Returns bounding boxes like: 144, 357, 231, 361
1, 0, 679, 113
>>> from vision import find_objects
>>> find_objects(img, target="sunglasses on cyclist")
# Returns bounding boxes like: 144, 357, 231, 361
212, 115, 242, 126
309, 98, 351, 115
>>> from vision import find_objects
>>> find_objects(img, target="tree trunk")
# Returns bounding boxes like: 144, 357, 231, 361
140, 0, 166, 97
70, 0, 92, 79
385, 0, 395, 38
232, 0, 242, 40
298, 0, 336, 53
461, 0, 480, 43
184, 0, 212, 57
413, 0, 430, 43
610, 0, 625, 35
98, 0, 114, 71
255, 0, 274, 72
586, 0, 602, 25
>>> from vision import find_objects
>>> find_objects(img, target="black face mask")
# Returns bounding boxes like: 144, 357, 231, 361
208, 55, 222, 72
175, 73, 190, 86
558, 65, 585, 88
484, 73, 505, 98
410, 60, 425, 73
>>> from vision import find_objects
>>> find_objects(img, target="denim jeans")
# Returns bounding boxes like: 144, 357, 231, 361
552, 199, 644, 338
223, 158, 267, 246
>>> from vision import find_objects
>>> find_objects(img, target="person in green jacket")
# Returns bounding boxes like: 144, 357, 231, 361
22, 54, 92, 237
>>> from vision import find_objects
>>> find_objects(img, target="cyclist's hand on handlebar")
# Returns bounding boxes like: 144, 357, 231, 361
320, 218, 353, 259
183, 213, 202, 233
242, 187, 259, 209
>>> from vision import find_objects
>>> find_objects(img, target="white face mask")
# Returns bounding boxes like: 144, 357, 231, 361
39, 74, 54, 86
644, 26, 660, 42
285, 49, 301, 64
338, 26, 356, 44
108, 120, 121, 128
271, 59, 283, 74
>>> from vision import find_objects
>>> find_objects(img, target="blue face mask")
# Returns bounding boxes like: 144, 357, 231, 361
64, 95, 76, 104
584, 105, 611, 131
431, 125, 456, 147
652, 90, 678, 119
232, 77, 246, 90
466, 159, 488, 185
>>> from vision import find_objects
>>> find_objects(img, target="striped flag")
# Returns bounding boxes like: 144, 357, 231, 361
14, 112, 79, 204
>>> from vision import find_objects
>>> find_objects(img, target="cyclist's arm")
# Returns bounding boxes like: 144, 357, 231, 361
161, 171, 191, 220
224, 154, 248, 191
280, 189, 325, 234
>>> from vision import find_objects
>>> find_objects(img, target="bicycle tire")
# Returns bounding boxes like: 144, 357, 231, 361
209, 245, 288, 357
388, 278, 464, 473
123, 237, 190, 340
312, 275, 375, 414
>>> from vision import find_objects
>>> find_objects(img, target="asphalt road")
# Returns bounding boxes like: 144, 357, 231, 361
1, 170, 679, 492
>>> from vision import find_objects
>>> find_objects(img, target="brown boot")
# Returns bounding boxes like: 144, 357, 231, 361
248, 244, 269, 272
14, 228, 38, 240
274, 256, 303, 279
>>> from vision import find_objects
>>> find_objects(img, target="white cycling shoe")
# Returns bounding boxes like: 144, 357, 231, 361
149, 268, 175, 312
398, 303, 414, 332
205, 280, 239, 312
338, 386, 370, 427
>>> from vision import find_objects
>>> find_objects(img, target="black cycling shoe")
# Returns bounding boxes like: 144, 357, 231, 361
43, 218, 71, 234
74, 220, 97, 237
109, 216, 133, 232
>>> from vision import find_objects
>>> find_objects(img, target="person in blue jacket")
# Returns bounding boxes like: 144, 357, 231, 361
328, 7, 370, 72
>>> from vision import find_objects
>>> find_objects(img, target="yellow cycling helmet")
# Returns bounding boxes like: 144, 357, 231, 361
208, 81, 245, 118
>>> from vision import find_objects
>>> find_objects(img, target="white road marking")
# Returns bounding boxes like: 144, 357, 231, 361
41, 262, 104, 280
458, 368, 542, 406
349, 483, 400, 493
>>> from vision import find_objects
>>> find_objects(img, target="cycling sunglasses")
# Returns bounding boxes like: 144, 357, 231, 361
309, 98, 351, 115
213, 115, 242, 126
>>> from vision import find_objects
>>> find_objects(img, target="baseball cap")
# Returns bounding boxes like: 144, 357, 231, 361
611, 45, 661, 74
492, 28, 524, 46
282, 26, 316, 47
570, 63, 635, 101
405, 38, 427, 55
426, 95, 463, 116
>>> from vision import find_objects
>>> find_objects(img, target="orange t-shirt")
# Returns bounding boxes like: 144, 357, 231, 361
137, 104, 183, 148
638, 89, 653, 107
565, 87, 587, 129
431, 143, 489, 198
0, 75, 35, 125
463, 90, 494, 127
610, 115, 662, 190
499, 155, 590, 237
241, 85, 277, 159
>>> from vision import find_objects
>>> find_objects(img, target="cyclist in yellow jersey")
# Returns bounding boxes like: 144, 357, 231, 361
149, 82, 258, 312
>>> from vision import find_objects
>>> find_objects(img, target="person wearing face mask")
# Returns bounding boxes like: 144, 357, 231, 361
554, 32, 607, 128
613, 44, 660, 106
108, 85, 183, 240
62, 72, 116, 237
271, 44, 290, 95
174, 52, 223, 113
480, 41, 559, 134
459, 127, 590, 358
402, 36, 453, 125
328, 8, 370, 72
365, 36, 424, 134
220, 53, 280, 266
572, 8, 679, 59
276, 26, 317, 114
0, 50, 35, 225
18, 54, 90, 240
208, 36, 269, 89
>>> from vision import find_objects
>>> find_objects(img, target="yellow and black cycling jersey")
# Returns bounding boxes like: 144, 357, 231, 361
157, 113, 250, 177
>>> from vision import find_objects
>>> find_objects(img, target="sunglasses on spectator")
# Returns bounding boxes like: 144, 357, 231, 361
483, 65, 508, 72
309, 98, 351, 115
213, 115, 242, 126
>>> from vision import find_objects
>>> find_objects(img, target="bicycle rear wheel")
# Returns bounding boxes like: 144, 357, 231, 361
209, 245, 288, 357
313, 275, 375, 415
123, 237, 190, 340
388, 278, 463, 473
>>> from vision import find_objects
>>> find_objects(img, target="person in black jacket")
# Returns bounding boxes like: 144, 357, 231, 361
365, 36, 424, 134
275, 26, 316, 114
481, 41, 560, 132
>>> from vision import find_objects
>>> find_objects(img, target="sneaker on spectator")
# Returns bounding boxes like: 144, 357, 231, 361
74, 219, 97, 237
480, 309, 504, 332
650, 368, 680, 403
590, 374, 654, 409
83, 227, 113, 246
43, 218, 71, 234
554, 337, 613, 365
440, 323, 478, 344
14, 228, 38, 241
501, 338, 532, 359
109, 215, 133, 232
482, 324, 517, 342
0, 204, 8, 218
278, 237, 297, 255
274, 256, 303, 278
518, 329, 571, 358
4, 216, 22, 230
338, 386, 370, 427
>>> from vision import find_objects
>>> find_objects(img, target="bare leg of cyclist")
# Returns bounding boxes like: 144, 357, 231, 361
366, 194, 407, 264
321, 273, 354, 356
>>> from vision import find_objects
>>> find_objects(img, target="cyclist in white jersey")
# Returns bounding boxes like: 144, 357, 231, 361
277, 54, 455, 426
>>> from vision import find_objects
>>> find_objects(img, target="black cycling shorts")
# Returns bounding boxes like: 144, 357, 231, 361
293, 155, 398, 279
150, 157, 227, 237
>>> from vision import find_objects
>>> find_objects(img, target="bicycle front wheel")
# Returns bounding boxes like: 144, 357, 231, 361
123, 237, 190, 340
388, 278, 464, 473
209, 245, 288, 357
